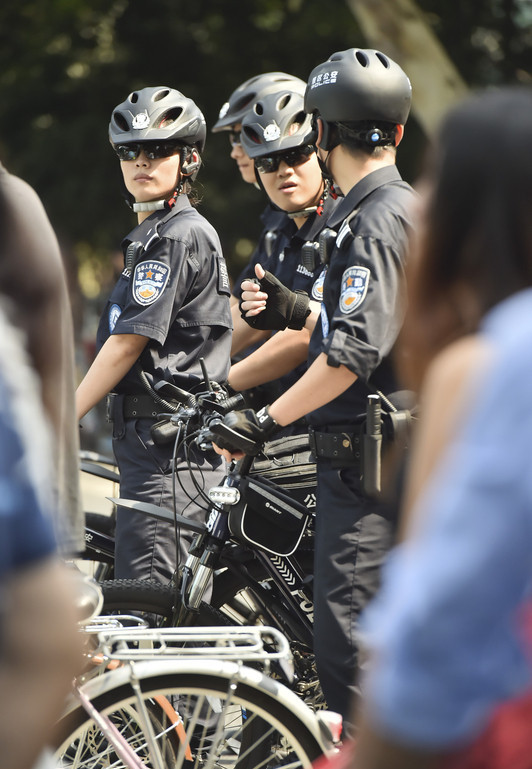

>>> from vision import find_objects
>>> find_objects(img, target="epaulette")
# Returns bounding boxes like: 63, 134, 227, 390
335, 209, 359, 249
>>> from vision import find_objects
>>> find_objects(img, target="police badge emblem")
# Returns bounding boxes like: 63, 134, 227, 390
132, 112, 150, 129
263, 122, 281, 142
133, 261, 170, 305
339, 266, 370, 314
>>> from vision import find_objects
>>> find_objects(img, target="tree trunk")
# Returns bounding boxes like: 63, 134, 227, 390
345, 0, 469, 136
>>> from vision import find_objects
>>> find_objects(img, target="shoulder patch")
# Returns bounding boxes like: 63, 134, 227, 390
132, 260, 170, 306
339, 266, 370, 314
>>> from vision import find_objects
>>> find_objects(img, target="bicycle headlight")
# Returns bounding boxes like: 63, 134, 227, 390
208, 486, 241, 505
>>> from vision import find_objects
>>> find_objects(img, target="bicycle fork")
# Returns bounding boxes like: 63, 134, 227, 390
178, 474, 240, 617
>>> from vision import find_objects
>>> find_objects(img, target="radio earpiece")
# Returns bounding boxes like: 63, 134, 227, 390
181, 148, 201, 177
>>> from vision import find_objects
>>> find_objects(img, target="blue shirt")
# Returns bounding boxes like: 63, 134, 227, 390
0, 319, 56, 578
361, 288, 532, 748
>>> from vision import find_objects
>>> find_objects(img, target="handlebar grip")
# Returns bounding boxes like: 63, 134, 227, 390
208, 419, 261, 456
220, 393, 247, 414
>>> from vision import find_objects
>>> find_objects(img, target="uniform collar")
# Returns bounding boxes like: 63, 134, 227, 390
259, 203, 288, 229
326, 165, 403, 230
122, 194, 192, 246
289, 193, 338, 243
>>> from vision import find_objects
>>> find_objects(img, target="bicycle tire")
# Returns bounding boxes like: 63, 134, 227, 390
101, 578, 232, 628
54, 663, 325, 769
100, 551, 313, 629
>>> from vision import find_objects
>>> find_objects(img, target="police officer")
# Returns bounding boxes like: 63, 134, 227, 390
235, 84, 339, 403
77, 86, 232, 584
212, 72, 315, 358
214, 49, 416, 725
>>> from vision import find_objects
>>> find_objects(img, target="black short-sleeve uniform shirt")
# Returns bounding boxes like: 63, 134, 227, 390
272, 194, 341, 393
307, 166, 416, 427
96, 195, 232, 395
231, 204, 288, 297
232, 195, 340, 399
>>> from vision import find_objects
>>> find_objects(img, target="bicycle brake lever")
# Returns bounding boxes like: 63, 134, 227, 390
208, 420, 262, 456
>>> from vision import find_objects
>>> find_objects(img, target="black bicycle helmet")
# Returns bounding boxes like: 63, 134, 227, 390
240, 87, 315, 159
304, 49, 412, 126
109, 86, 207, 152
212, 72, 306, 132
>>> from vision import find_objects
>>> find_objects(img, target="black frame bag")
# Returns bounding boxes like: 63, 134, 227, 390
228, 474, 312, 557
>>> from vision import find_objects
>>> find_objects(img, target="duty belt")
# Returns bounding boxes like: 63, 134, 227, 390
308, 426, 361, 465
107, 393, 160, 422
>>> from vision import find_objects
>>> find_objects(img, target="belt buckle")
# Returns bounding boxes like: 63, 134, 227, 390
106, 393, 117, 423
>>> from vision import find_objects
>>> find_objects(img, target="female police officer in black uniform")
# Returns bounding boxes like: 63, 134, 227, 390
77, 86, 232, 584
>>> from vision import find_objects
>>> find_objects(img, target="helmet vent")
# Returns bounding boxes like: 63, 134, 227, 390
235, 95, 254, 112
129, 92, 139, 103
158, 107, 184, 128
376, 52, 390, 68
112, 112, 129, 132
355, 51, 369, 67
154, 89, 171, 102
242, 126, 261, 145
254, 102, 264, 116
277, 94, 291, 110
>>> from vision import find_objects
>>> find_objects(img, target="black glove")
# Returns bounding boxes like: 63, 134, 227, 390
240, 270, 311, 331
210, 406, 279, 456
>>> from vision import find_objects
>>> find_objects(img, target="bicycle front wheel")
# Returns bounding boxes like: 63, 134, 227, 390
54, 662, 325, 769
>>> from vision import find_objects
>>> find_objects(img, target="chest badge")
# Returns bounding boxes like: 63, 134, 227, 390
339, 266, 370, 314
132, 260, 170, 305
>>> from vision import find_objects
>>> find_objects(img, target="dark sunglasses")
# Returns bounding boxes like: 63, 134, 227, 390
228, 131, 241, 148
113, 141, 183, 161
254, 144, 315, 174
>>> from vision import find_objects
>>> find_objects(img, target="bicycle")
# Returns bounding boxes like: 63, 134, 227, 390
54, 618, 339, 769
96, 378, 323, 709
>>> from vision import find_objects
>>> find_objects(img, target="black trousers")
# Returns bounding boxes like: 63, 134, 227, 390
313, 459, 396, 722
112, 417, 225, 584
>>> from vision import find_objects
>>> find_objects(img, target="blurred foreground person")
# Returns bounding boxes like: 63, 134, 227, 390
0, 162, 82, 555
0, 184, 81, 769
351, 86, 532, 769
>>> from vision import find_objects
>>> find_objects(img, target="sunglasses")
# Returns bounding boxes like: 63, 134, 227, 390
228, 131, 242, 148
113, 141, 183, 161
254, 144, 315, 174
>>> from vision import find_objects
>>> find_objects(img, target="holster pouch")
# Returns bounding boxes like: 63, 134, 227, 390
107, 393, 126, 439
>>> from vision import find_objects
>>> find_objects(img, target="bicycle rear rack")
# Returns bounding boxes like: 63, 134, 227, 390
93, 624, 293, 672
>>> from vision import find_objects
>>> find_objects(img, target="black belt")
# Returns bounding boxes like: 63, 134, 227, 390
308, 426, 362, 464
107, 393, 160, 421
